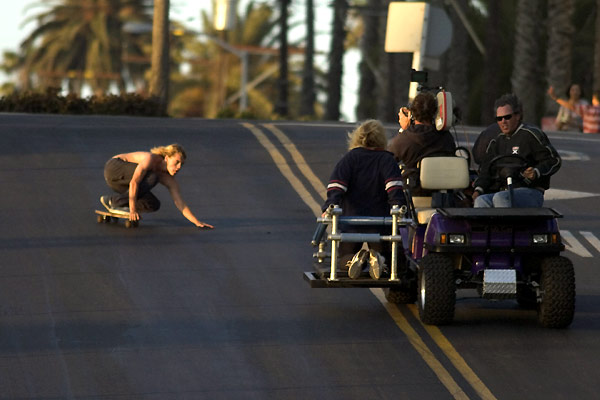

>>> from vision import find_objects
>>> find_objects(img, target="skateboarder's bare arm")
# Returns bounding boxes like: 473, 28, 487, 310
160, 174, 214, 229
122, 152, 155, 221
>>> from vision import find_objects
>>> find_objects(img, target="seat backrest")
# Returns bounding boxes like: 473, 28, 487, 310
419, 156, 469, 190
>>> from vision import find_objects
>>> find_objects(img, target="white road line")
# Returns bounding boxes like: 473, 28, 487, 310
581, 231, 600, 254
561, 230, 592, 258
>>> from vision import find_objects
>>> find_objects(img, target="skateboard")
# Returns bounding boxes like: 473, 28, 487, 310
95, 210, 139, 228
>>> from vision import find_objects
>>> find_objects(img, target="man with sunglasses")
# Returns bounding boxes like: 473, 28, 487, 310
472, 93, 561, 207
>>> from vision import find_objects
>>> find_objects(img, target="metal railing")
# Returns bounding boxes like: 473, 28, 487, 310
313, 204, 410, 282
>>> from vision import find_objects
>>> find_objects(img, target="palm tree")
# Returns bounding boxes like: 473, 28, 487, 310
274, 0, 289, 117
356, 0, 383, 121
478, 1, 516, 124
545, 0, 575, 114
169, 1, 280, 118
512, 0, 544, 125
300, 0, 315, 117
325, 0, 348, 121
595, 0, 600, 92
19, 0, 151, 95
443, 0, 470, 124
149, 0, 169, 114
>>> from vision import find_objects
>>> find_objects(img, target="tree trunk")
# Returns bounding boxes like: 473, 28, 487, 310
325, 0, 348, 121
546, 0, 575, 114
274, 0, 289, 117
356, 0, 382, 121
149, 0, 170, 116
512, 0, 543, 125
480, 0, 502, 124
444, 0, 469, 125
300, 0, 315, 117
595, 0, 600, 92
377, 0, 410, 123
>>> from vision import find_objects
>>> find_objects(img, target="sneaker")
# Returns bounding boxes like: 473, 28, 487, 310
100, 195, 112, 211
347, 249, 368, 279
368, 249, 386, 280
100, 195, 130, 215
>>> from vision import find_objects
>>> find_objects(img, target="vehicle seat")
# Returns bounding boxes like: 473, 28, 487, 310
413, 156, 470, 224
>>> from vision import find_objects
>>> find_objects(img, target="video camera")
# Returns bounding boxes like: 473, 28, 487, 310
410, 69, 455, 131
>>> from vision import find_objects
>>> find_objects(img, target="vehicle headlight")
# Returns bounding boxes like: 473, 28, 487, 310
440, 233, 466, 244
449, 234, 466, 244
532, 234, 548, 244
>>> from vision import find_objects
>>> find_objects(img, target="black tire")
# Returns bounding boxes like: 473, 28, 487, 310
537, 256, 575, 328
418, 254, 456, 325
385, 285, 417, 304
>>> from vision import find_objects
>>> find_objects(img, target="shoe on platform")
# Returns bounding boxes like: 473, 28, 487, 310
347, 249, 368, 279
368, 249, 386, 280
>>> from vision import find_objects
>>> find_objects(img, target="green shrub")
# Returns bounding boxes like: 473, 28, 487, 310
0, 88, 165, 117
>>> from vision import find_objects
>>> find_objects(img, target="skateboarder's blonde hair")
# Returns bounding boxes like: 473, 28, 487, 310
347, 119, 386, 150
150, 143, 187, 162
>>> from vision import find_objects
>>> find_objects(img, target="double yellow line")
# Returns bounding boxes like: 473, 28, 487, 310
243, 122, 497, 400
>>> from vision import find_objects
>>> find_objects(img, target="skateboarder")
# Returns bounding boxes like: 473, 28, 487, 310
100, 143, 214, 229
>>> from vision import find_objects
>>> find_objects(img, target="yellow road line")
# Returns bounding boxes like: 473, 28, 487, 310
407, 305, 498, 400
262, 123, 327, 200
245, 121, 497, 400
370, 289, 470, 400
242, 122, 322, 216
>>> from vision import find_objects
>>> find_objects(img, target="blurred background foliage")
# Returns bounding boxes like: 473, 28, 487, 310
0, 0, 598, 126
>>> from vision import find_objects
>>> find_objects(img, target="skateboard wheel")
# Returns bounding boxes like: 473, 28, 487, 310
97, 215, 103, 223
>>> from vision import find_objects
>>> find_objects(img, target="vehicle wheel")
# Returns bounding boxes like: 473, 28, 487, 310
97, 215, 103, 223
418, 254, 456, 325
125, 220, 132, 228
385, 285, 417, 304
537, 256, 575, 328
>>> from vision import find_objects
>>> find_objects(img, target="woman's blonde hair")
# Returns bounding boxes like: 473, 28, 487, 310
347, 119, 387, 150
150, 143, 187, 161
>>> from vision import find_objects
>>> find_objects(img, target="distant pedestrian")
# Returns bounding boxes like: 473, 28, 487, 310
548, 86, 600, 134
553, 84, 587, 132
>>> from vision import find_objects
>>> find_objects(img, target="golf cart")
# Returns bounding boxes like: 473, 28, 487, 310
305, 153, 575, 328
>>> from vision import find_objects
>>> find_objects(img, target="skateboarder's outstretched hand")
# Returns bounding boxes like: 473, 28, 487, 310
197, 221, 214, 229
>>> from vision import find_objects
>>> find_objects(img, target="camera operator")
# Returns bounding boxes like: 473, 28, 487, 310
387, 91, 456, 196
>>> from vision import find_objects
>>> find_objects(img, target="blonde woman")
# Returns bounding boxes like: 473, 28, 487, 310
100, 143, 214, 229
323, 120, 405, 279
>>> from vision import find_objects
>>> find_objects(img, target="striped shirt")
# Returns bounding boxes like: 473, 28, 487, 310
575, 103, 600, 134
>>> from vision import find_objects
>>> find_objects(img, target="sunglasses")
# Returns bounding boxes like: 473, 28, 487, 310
496, 112, 518, 121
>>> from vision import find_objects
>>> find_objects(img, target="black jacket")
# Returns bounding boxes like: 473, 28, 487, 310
387, 124, 456, 195
474, 123, 561, 193
323, 147, 405, 216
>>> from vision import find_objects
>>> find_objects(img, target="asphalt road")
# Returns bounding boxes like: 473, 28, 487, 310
1, 113, 599, 399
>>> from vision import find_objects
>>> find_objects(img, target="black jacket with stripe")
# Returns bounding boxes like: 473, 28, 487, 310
474, 123, 561, 193
323, 147, 405, 216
